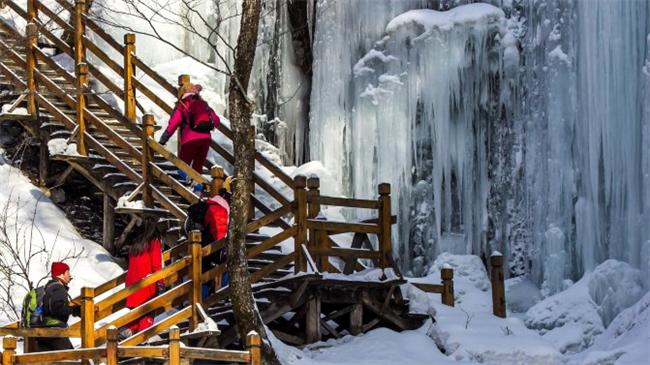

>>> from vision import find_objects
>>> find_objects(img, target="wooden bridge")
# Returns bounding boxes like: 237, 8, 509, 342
0, 0, 463, 359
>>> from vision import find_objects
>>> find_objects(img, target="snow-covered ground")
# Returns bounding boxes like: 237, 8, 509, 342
0, 152, 123, 326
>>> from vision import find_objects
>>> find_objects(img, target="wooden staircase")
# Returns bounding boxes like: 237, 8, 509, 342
0, 0, 449, 355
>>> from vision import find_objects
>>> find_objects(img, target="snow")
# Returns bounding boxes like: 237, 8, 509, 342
47, 138, 81, 157
0, 105, 28, 115
525, 260, 646, 354
0, 159, 123, 325
385, 4, 504, 35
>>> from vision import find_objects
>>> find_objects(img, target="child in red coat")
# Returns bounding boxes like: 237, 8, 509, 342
121, 218, 165, 338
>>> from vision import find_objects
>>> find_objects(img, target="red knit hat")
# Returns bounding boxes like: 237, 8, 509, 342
51, 261, 70, 277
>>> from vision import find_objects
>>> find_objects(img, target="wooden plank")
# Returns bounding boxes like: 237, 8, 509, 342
179, 348, 249, 363
314, 196, 379, 209
0, 327, 80, 337
320, 318, 341, 339
269, 329, 304, 346
350, 303, 363, 335
361, 291, 413, 331
116, 347, 167, 358
132, 78, 174, 114
202, 238, 227, 258
411, 283, 444, 294
305, 295, 321, 343
13, 349, 103, 363
250, 252, 296, 283
245, 202, 294, 233
246, 226, 296, 259
119, 307, 191, 346
309, 247, 381, 260
306, 220, 380, 234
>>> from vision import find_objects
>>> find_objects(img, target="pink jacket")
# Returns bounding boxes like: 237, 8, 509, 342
164, 95, 220, 145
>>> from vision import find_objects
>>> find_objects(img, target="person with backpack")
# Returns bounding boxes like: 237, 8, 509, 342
158, 83, 220, 187
185, 176, 231, 296
28, 261, 80, 351
119, 217, 165, 340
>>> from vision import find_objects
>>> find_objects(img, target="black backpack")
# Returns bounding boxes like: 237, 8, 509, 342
184, 199, 213, 244
21, 281, 58, 327
180, 96, 216, 133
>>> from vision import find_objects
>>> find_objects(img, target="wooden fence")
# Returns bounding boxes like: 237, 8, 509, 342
1, 326, 260, 365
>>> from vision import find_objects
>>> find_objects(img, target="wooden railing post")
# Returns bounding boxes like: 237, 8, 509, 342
1, 336, 16, 365
210, 165, 225, 196
307, 177, 328, 271
246, 331, 261, 365
74, 0, 86, 65
27, 0, 37, 21
142, 114, 155, 207
80, 287, 95, 351
441, 267, 455, 307
293, 175, 307, 273
106, 326, 118, 365
76, 63, 88, 155
378, 183, 392, 269
189, 230, 202, 331
491, 253, 506, 318
177, 74, 190, 154
168, 326, 180, 365
25, 22, 38, 117
123, 34, 136, 122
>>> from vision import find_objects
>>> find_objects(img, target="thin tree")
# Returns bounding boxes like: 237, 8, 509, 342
226, 1, 280, 363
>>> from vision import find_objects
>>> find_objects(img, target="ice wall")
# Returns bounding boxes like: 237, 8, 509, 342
310, 0, 650, 294
310, 2, 505, 274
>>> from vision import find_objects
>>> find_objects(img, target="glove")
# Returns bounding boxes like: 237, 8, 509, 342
71, 305, 81, 317
156, 282, 167, 296
158, 131, 171, 145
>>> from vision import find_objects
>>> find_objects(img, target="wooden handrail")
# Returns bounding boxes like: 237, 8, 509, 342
245, 202, 294, 233
313, 195, 379, 210
120, 306, 191, 346
306, 219, 380, 235
95, 257, 190, 316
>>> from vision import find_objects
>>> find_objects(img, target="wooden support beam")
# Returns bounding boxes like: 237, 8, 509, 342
441, 267, 455, 307
76, 62, 88, 155
189, 230, 203, 331
2, 336, 17, 365
38, 128, 49, 187
74, 0, 86, 65
168, 326, 180, 365
25, 22, 37, 116
305, 294, 321, 343
491, 254, 506, 317
80, 287, 95, 355
106, 326, 118, 365
102, 188, 115, 254
350, 303, 363, 336
294, 175, 307, 273
378, 183, 391, 269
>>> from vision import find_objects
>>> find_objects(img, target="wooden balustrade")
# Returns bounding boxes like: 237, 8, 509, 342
491, 253, 506, 317
0, 327, 260, 365
189, 230, 203, 331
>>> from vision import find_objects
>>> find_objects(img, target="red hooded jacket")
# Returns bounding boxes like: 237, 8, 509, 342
125, 239, 164, 308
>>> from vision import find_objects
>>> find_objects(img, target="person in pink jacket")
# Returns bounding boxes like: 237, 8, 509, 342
158, 83, 220, 182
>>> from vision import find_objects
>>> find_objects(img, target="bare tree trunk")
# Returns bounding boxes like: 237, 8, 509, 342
227, 0, 280, 364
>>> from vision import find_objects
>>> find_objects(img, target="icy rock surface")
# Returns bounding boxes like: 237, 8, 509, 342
525, 260, 645, 354
505, 275, 542, 313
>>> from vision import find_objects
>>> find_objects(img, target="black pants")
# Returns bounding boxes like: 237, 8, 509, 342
35, 337, 73, 351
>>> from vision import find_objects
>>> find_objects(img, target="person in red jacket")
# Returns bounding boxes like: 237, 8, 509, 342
158, 83, 220, 184
120, 218, 165, 339
203, 177, 231, 291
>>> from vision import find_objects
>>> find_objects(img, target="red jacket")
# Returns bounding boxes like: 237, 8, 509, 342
205, 196, 229, 241
125, 239, 164, 308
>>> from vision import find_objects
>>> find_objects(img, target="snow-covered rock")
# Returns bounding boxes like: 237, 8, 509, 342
525, 260, 645, 354
506, 275, 542, 313
571, 291, 650, 365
